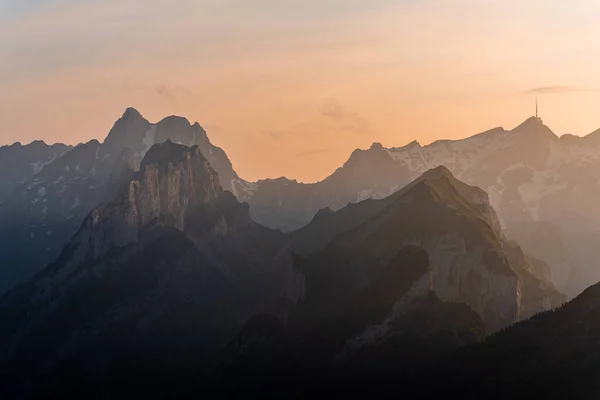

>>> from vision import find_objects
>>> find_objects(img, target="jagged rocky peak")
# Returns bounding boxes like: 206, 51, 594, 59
57, 141, 225, 271
154, 115, 209, 147
157, 115, 192, 129
409, 165, 491, 208
138, 140, 223, 208
122, 106, 143, 119
102, 109, 210, 159
344, 143, 394, 168
404, 139, 421, 149
141, 139, 198, 167
419, 164, 453, 180
102, 107, 152, 156
297, 166, 561, 332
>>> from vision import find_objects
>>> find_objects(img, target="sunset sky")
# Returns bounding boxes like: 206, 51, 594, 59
2, 0, 600, 182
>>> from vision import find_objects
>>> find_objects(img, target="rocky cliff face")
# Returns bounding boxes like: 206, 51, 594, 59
293, 166, 562, 333
423, 279, 600, 399
103, 108, 242, 193
0, 108, 247, 295
209, 244, 485, 397
0, 151, 566, 398
56, 141, 224, 274
0, 141, 301, 397
241, 117, 600, 298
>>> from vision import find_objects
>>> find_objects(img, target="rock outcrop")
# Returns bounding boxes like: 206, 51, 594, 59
0, 108, 247, 295
0, 141, 300, 398
240, 117, 600, 298
292, 166, 563, 333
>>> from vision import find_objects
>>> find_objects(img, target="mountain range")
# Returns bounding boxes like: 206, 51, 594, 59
1, 108, 600, 397
3, 110, 599, 298
0, 108, 247, 294
243, 116, 600, 298
0, 139, 562, 397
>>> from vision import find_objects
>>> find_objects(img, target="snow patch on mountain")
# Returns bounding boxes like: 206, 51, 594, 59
357, 189, 374, 202
31, 161, 45, 175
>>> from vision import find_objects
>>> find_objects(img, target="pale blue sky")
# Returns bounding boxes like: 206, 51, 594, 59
2, 0, 600, 181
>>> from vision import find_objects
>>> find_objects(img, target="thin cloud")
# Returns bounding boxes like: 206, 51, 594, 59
320, 100, 346, 120
296, 148, 332, 157
264, 130, 284, 140
319, 99, 371, 134
524, 86, 585, 94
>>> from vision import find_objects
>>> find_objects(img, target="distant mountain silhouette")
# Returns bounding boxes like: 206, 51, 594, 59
3, 112, 599, 300
0, 141, 300, 398
0, 108, 248, 295
242, 117, 600, 298
0, 157, 563, 397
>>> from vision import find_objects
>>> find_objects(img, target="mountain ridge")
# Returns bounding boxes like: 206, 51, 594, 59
241, 116, 600, 298
0, 108, 248, 295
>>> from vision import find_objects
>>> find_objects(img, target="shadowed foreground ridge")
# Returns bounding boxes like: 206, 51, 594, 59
0, 140, 594, 399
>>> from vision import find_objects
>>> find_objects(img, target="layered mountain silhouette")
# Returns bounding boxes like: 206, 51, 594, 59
243, 117, 600, 298
290, 166, 562, 332
3, 110, 599, 300
0, 141, 300, 398
0, 145, 563, 397
0, 109, 247, 294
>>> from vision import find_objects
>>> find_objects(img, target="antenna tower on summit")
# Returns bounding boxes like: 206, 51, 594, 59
535, 97, 542, 122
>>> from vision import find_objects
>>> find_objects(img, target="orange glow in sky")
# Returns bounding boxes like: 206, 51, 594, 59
2, 0, 600, 182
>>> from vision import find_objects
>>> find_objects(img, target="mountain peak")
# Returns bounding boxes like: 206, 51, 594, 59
420, 165, 454, 180
513, 116, 557, 139
122, 107, 143, 120
140, 140, 200, 171
405, 140, 421, 149
157, 115, 192, 128
103, 109, 152, 154
517, 116, 543, 126
370, 142, 384, 150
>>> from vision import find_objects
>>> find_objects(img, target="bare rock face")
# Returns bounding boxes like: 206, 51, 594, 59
134, 140, 223, 230
103, 109, 242, 193
0, 108, 248, 295
403, 233, 519, 332
61, 141, 223, 272
0, 141, 303, 397
294, 167, 563, 333
241, 118, 600, 299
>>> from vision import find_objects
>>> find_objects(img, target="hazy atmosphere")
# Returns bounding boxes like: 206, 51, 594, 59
3, 0, 600, 181
4, 2, 600, 398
